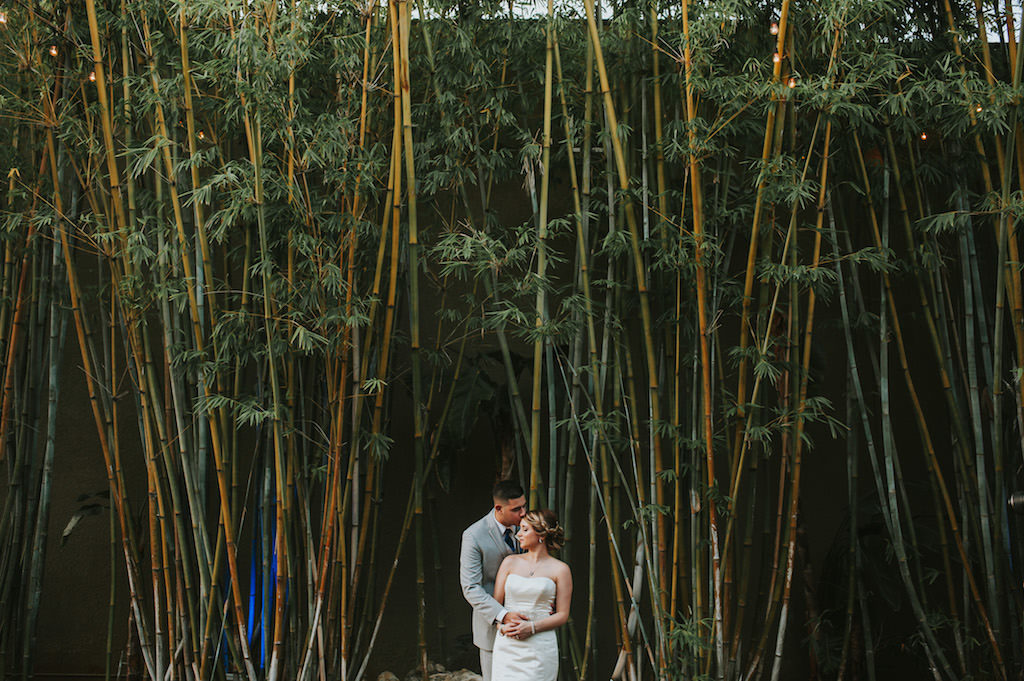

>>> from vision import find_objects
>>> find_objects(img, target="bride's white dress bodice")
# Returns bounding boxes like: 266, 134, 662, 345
492, 574, 558, 681
504, 573, 556, 618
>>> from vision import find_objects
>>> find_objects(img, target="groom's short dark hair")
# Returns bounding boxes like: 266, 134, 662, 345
493, 480, 524, 502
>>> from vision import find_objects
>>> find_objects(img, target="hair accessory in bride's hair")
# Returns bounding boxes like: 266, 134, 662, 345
524, 509, 565, 550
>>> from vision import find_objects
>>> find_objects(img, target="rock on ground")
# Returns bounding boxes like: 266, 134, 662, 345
435, 671, 483, 681
391, 663, 482, 681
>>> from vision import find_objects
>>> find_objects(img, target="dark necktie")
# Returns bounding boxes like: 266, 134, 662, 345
503, 527, 516, 553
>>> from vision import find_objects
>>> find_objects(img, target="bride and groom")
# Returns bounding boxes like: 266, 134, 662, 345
459, 481, 573, 681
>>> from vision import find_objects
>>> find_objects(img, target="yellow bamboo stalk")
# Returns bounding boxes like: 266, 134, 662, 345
732, 0, 793, 474
648, 8, 671, 629
347, 1, 405, 640
678, 0, 724, 669
394, 0, 430, 677
83, 0, 129, 236
580, 0, 668, 630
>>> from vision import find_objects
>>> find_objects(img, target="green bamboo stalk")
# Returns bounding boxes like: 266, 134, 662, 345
592, 140, 637, 680
882, 126, 977, 492
578, 25, 598, 681
20, 207, 65, 679
959, 191, 992, 656
828, 197, 881, 681
945, 11, 1024, 636
836, 365, 857, 681
0, 223, 32, 466
527, 0, 555, 509
844, 133, 970, 681
852, 129, 1006, 676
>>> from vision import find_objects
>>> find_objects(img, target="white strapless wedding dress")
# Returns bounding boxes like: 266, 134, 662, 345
492, 574, 558, 681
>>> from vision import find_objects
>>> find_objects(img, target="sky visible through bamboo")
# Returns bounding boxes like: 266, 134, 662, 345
2, 1, 1024, 680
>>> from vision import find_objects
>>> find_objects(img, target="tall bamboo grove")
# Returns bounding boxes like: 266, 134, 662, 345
1, 0, 1023, 680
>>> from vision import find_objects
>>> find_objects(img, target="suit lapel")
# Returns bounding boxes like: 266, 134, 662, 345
485, 512, 507, 555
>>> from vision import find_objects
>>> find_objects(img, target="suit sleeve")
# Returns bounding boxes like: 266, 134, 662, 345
460, 527, 504, 623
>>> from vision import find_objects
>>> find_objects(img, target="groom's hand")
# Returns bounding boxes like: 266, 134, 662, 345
500, 615, 533, 639
499, 611, 529, 636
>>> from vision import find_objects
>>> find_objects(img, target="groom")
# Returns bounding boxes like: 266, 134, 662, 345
459, 480, 528, 681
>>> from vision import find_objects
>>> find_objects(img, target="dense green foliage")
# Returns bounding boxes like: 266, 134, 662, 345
2, 0, 1024, 680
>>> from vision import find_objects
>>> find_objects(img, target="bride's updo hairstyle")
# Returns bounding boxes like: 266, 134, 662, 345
523, 509, 565, 550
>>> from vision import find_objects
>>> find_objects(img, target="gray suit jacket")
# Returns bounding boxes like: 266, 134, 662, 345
460, 512, 516, 651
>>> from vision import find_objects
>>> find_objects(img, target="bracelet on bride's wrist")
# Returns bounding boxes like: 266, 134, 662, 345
530, 621, 536, 635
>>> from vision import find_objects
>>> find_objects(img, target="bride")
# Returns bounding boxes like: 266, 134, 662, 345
491, 509, 572, 681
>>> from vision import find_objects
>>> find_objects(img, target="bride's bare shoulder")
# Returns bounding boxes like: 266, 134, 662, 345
499, 554, 522, 569
551, 557, 571, 576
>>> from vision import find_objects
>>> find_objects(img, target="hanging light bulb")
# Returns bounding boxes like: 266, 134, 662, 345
787, 77, 796, 89
770, 21, 779, 35
976, 104, 983, 113
920, 132, 928, 141
48, 44, 57, 57
88, 71, 96, 82
0, 11, 8, 24
772, 52, 781, 64
198, 130, 205, 140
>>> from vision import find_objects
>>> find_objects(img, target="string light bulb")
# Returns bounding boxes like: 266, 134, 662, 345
920, 132, 928, 141
772, 52, 781, 64
198, 130, 205, 140
88, 71, 96, 82
976, 104, 983, 113
788, 77, 796, 89
770, 21, 779, 35
48, 45, 57, 57
0, 12, 8, 24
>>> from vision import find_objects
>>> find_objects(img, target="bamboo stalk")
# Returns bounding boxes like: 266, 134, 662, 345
851, 130, 999, 680
676, 0, 725, 673
4, 4, 1024, 679
769, 118, 831, 681
581, 6, 668, 619
528, 0, 555, 509
732, 0, 794, 473
43, 89, 158, 679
